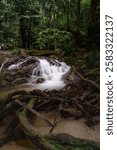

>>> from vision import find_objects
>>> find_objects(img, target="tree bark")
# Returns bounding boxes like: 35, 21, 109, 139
66, 0, 71, 31
76, 0, 81, 46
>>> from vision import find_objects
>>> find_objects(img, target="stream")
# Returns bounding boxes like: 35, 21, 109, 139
0, 57, 70, 100
0, 109, 99, 150
0, 57, 71, 90
0, 56, 100, 150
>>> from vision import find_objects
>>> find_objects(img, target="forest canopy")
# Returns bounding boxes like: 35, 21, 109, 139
0, 0, 100, 54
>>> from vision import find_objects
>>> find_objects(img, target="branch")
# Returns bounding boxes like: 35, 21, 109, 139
15, 99, 54, 127
72, 67, 100, 90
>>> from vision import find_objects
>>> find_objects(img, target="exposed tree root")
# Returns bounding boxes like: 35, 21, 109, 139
17, 99, 100, 150
72, 67, 100, 90
0, 66, 100, 149
15, 99, 54, 126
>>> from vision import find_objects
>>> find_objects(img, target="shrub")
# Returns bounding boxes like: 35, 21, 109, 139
12, 47, 21, 55
35, 28, 76, 55
85, 50, 100, 68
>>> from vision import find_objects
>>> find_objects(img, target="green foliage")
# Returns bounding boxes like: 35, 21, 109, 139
85, 50, 100, 68
0, 0, 18, 49
12, 48, 21, 55
35, 28, 76, 54
45, 137, 100, 150
0, 0, 100, 51
81, 0, 91, 33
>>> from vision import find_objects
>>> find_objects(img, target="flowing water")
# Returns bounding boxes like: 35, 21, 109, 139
0, 58, 8, 72
34, 112, 100, 142
0, 84, 36, 100
7, 57, 70, 91
0, 112, 99, 150
29, 58, 70, 90
0, 58, 70, 100
0, 57, 99, 150
8, 59, 30, 70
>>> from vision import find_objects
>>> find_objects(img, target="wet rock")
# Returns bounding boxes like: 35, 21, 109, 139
0, 56, 73, 89
45, 57, 61, 66
20, 57, 38, 67
4, 57, 20, 68
36, 78, 45, 83
12, 78, 27, 85
17, 64, 35, 77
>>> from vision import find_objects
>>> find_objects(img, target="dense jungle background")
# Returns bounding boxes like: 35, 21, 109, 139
0, 0, 100, 150
0, 0, 99, 64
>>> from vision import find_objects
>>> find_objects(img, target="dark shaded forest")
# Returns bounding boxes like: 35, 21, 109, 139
0, 0, 99, 57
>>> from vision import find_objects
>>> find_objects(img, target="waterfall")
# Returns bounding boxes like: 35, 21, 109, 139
7, 57, 70, 90
29, 58, 70, 90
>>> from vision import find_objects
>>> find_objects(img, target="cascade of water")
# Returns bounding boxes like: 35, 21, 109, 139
8, 64, 20, 70
0, 58, 9, 72
29, 58, 70, 90
7, 57, 70, 90
0, 64, 4, 73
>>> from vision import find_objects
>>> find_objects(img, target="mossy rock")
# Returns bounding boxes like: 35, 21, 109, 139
44, 133, 99, 150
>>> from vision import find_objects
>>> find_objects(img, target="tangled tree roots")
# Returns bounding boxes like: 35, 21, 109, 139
0, 68, 100, 149
17, 99, 100, 150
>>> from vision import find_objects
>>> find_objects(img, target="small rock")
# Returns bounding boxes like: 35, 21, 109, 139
36, 78, 45, 83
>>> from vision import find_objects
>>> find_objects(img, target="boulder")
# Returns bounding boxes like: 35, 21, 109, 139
36, 78, 45, 83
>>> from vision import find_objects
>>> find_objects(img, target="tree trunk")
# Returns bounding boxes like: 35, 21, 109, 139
88, 0, 100, 48
66, 0, 71, 31
27, 17, 31, 49
19, 17, 27, 48
89, 0, 97, 24
76, 0, 81, 47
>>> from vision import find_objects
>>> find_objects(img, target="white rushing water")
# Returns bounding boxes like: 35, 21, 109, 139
0, 58, 9, 72
29, 58, 70, 90
7, 57, 70, 91
8, 59, 28, 70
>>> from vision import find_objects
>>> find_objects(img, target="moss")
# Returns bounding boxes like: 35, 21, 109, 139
43, 136, 99, 150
